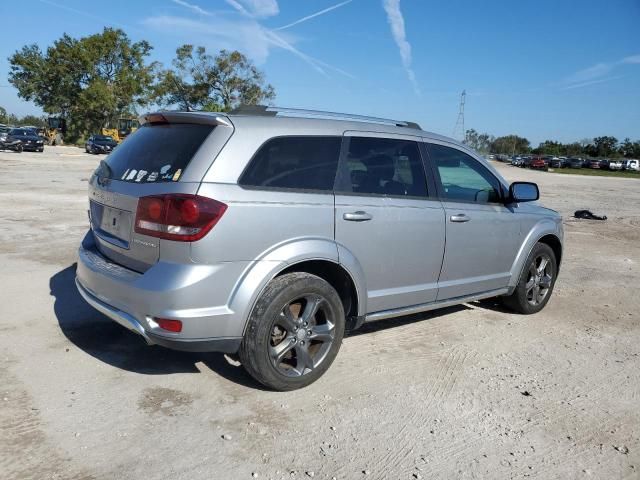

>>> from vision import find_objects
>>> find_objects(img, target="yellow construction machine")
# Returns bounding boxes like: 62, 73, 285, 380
44, 117, 67, 145
101, 117, 140, 143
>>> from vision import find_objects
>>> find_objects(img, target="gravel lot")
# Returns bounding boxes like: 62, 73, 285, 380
1, 147, 639, 480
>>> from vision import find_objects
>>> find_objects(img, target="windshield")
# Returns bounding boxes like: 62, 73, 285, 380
100, 123, 214, 183
94, 135, 113, 141
10, 129, 30, 136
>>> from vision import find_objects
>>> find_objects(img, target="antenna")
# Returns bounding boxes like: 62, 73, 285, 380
453, 90, 466, 141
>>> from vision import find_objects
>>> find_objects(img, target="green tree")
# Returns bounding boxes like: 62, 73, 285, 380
536, 140, 563, 156
0, 106, 7, 124
564, 142, 583, 157
8, 28, 157, 140
592, 136, 618, 157
153, 46, 275, 112
17, 114, 46, 127
464, 129, 494, 153
491, 135, 530, 155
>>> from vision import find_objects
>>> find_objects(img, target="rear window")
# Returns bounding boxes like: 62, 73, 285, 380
104, 123, 214, 183
239, 136, 341, 191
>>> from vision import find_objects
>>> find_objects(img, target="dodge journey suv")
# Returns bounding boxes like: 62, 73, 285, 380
76, 106, 563, 390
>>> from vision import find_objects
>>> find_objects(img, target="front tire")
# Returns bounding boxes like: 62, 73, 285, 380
239, 272, 345, 391
502, 243, 557, 314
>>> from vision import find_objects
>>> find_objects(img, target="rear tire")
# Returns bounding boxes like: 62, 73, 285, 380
239, 272, 345, 391
502, 242, 557, 314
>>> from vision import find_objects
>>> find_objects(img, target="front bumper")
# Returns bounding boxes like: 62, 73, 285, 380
23, 144, 44, 151
75, 231, 246, 353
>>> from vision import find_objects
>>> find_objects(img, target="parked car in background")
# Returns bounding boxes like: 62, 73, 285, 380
75, 107, 563, 391
530, 156, 548, 171
511, 157, 524, 167
0, 127, 24, 152
586, 159, 601, 169
568, 158, 583, 168
607, 159, 623, 170
7, 128, 44, 152
624, 159, 640, 171
550, 157, 568, 168
85, 134, 118, 154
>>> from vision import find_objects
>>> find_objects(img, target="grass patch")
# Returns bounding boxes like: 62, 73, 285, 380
549, 168, 640, 179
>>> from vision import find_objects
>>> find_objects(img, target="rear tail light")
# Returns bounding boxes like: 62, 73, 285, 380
135, 194, 227, 242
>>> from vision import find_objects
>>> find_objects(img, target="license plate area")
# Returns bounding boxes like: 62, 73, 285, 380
90, 200, 132, 249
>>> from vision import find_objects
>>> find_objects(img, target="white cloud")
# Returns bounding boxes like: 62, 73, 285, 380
171, 0, 211, 16
564, 62, 613, 84
562, 54, 640, 87
225, 0, 279, 18
562, 76, 622, 90
143, 15, 272, 62
144, 3, 353, 78
382, 0, 420, 95
275, 0, 353, 31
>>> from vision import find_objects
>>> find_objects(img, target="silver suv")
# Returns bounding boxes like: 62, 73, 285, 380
76, 107, 563, 390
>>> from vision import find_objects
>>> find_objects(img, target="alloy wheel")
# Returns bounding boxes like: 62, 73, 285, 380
269, 294, 336, 377
525, 254, 553, 306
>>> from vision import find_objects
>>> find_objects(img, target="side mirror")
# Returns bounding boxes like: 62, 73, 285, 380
509, 181, 539, 203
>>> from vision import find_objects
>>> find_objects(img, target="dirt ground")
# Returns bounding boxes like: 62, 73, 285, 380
1, 146, 638, 480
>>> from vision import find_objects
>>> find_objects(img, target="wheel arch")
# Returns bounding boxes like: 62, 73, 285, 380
508, 219, 563, 289
276, 259, 361, 326
228, 238, 366, 336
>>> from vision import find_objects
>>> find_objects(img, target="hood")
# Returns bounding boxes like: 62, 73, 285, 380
94, 140, 117, 146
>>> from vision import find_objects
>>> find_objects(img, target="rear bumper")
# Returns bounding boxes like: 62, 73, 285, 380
75, 231, 246, 352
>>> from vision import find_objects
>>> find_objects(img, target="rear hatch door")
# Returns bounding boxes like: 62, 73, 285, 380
88, 114, 233, 272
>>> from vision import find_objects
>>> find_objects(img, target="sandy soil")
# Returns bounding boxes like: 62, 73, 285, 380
1, 147, 638, 480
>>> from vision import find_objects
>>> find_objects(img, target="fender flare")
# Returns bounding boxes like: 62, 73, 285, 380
508, 218, 563, 289
227, 237, 366, 335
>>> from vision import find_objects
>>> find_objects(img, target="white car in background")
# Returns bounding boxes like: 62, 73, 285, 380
608, 159, 623, 170
624, 159, 639, 171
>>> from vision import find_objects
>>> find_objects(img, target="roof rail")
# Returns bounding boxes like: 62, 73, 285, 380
230, 105, 421, 130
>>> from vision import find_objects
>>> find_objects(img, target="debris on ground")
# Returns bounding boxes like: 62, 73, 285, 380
574, 209, 607, 220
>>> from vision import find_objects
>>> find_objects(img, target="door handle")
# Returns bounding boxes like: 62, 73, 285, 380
450, 213, 470, 223
343, 211, 373, 222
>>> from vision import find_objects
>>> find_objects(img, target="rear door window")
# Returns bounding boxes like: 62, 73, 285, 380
239, 136, 341, 191
336, 136, 429, 197
103, 123, 214, 183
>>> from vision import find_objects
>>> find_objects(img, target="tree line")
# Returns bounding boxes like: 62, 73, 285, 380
7, 28, 274, 142
6, 27, 638, 156
465, 129, 640, 159
0, 107, 46, 127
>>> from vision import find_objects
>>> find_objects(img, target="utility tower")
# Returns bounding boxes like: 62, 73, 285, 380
452, 90, 466, 142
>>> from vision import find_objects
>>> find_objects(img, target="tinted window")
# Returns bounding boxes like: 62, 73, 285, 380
103, 123, 214, 183
337, 137, 428, 197
240, 136, 341, 191
428, 144, 503, 203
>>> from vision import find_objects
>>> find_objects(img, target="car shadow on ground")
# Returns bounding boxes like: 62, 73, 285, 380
49, 264, 265, 389
50, 264, 482, 389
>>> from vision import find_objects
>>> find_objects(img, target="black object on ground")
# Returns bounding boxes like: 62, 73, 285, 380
574, 210, 607, 221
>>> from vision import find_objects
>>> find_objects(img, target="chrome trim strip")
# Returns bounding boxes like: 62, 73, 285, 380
365, 288, 509, 322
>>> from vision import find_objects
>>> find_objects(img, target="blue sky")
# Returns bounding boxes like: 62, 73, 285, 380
0, 0, 638, 145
